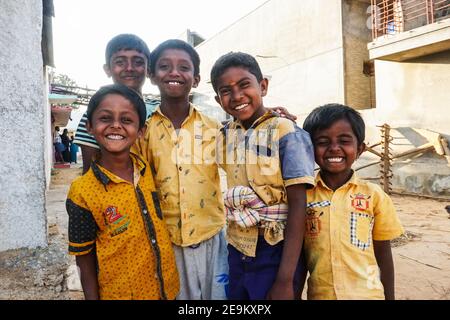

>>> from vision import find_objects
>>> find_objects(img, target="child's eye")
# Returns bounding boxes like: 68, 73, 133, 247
99, 116, 111, 122
179, 65, 191, 72
113, 59, 125, 66
133, 59, 145, 67
158, 64, 169, 70
315, 140, 329, 146
240, 81, 250, 88
219, 88, 231, 96
339, 138, 354, 144
122, 118, 133, 124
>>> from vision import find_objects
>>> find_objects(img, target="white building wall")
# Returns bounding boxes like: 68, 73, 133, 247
370, 50, 450, 136
0, 0, 48, 250
194, 0, 345, 120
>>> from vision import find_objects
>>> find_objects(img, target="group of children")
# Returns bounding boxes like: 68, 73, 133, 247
67, 33, 404, 300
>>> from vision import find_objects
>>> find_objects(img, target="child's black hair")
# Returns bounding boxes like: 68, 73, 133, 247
87, 84, 147, 129
210, 52, 263, 93
105, 34, 151, 68
149, 39, 200, 77
303, 103, 365, 145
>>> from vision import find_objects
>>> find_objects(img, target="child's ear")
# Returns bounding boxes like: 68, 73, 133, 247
260, 78, 269, 97
357, 142, 366, 159
192, 74, 201, 88
138, 123, 147, 139
86, 120, 93, 135
214, 95, 222, 106
103, 64, 112, 78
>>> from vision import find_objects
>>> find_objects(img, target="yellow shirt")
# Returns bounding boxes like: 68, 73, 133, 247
221, 111, 315, 257
305, 172, 404, 300
67, 153, 179, 300
134, 104, 226, 247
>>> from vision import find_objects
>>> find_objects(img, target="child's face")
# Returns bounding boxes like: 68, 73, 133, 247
104, 49, 148, 92
87, 93, 143, 155
312, 119, 365, 179
150, 49, 200, 99
214, 66, 268, 128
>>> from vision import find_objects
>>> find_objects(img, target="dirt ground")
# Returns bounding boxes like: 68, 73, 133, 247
1, 167, 448, 300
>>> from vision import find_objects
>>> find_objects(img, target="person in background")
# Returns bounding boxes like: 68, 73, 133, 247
70, 134, 79, 164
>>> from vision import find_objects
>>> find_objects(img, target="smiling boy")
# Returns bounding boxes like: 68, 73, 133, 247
302, 103, 404, 300
66, 84, 179, 300
74, 34, 159, 173
210, 52, 315, 300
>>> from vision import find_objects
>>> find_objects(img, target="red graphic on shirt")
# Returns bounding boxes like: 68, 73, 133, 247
104, 206, 123, 224
306, 208, 323, 238
350, 193, 371, 211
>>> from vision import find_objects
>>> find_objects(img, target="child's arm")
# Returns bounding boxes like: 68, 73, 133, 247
374, 240, 395, 300
80, 145, 99, 174
76, 250, 100, 300
296, 252, 308, 300
266, 184, 307, 300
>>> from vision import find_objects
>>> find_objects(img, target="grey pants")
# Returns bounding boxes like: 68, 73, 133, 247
173, 229, 229, 300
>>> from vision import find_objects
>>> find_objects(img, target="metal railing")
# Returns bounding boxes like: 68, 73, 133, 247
371, 0, 450, 39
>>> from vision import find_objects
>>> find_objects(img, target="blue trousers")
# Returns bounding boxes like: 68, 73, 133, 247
227, 236, 305, 300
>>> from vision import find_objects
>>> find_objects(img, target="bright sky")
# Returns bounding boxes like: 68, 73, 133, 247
53, 0, 269, 94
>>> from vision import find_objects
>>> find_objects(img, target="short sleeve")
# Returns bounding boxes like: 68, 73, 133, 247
145, 99, 160, 119
279, 126, 316, 188
66, 194, 98, 255
73, 112, 100, 149
372, 189, 404, 241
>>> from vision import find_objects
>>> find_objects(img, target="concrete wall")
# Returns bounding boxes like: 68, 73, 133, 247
356, 49, 450, 197
0, 0, 48, 251
194, 0, 346, 120
371, 50, 450, 135
342, 0, 373, 109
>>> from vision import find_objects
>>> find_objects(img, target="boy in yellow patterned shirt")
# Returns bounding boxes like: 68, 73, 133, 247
302, 103, 404, 300
66, 84, 179, 300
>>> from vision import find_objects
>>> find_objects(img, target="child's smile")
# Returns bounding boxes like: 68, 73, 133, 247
88, 94, 143, 155
215, 66, 268, 129
313, 119, 364, 185
151, 49, 199, 99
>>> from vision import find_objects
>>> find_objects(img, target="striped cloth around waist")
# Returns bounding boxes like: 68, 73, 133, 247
224, 186, 288, 229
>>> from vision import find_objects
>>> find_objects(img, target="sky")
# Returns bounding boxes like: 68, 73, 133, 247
53, 0, 269, 94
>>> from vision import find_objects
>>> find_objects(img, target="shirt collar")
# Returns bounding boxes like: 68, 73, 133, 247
316, 170, 359, 191
91, 152, 147, 187
155, 103, 196, 122
232, 109, 279, 130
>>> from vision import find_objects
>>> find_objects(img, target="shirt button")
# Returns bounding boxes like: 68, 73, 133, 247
151, 239, 156, 244
179, 167, 182, 171
143, 209, 148, 214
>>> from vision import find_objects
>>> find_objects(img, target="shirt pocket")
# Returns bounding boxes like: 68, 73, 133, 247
350, 212, 374, 251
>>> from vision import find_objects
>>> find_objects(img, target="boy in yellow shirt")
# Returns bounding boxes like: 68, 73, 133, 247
66, 84, 179, 300
302, 103, 404, 300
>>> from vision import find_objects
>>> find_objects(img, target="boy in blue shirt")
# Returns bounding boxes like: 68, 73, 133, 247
210, 52, 315, 299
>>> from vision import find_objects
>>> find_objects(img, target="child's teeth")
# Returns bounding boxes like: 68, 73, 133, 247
236, 104, 248, 110
107, 135, 124, 140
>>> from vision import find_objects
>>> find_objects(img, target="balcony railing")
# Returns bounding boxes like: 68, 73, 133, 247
371, 0, 450, 40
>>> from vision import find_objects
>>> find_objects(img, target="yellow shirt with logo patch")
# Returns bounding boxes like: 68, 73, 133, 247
134, 104, 226, 247
66, 153, 179, 300
304, 172, 404, 300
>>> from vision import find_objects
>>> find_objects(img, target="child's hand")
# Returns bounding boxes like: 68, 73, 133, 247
269, 106, 297, 122
266, 280, 295, 300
